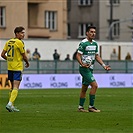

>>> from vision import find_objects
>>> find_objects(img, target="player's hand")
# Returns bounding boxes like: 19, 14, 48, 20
81, 63, 91, 68
25, 62, 30, 68
104, 65, 111, 71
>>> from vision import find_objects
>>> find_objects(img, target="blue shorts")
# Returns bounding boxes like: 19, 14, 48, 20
8, 70, 22, 82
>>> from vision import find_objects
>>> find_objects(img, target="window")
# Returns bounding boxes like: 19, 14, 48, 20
109, 19, 120, 37
0, 7, 5, 27
78, 0, 93, 6
112, 20, 120, 36
67, 0, 71, 11
78, 23, 92, 38
113, 0, 120, 4
67, 23, 71, 37
45, 11, 57, 30
109, 0, 120, 5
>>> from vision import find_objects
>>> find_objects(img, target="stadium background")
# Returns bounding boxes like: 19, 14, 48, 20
0, 39, 133, 89
0, 39, 132, 60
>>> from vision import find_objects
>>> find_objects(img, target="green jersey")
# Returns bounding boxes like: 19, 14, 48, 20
77, 38, 98, 70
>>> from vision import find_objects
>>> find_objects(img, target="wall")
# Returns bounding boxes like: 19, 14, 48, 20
0, 39, 132, 60
99, 0, 132, 41
0, 0, 28, 38
0, 0, 67, 39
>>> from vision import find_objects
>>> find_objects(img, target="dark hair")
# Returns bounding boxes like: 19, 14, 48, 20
14, 26, 25, 34
86, 25, 96, 32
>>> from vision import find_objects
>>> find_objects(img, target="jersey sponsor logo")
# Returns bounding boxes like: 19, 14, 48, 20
7, 58, 13, 61
88, 51, 96, 54
86, 46, 96, 51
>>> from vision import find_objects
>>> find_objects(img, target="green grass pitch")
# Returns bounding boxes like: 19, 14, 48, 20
0, 88, 132, 133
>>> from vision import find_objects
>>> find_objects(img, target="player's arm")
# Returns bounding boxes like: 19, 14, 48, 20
76, 52, 90, 68
95, 54, 111, 71
19, 41, 30, 68
1, 50, 7, 60
21, 53, 30, 68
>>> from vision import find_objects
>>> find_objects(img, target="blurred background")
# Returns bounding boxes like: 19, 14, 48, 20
0, 0, 133, 60
0, 0, 133, 41
0, 0, 133, 88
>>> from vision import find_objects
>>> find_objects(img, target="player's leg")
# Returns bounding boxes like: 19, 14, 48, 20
78, 84, 89, 112
78, 68, 89, 112
6, 70, 14, 112
88, 81, 100, 112
10, 71, 22, 112
6, 71, 21, 112
7, 70, 13, 99
6, 80, 20, 112
9, 80, 20, 105
89, 81, 98, 106
9, 81, 13, 101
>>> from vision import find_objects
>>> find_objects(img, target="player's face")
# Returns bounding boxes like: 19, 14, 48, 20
86, 28, 96, 40
16, 30, 25, 39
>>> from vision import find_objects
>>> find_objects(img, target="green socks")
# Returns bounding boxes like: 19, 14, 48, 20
89, 94, 95, 106
79, 95, 95, 107
79, 98, 85, 107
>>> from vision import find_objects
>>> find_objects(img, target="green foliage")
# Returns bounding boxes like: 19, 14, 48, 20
0, 88, 132, 133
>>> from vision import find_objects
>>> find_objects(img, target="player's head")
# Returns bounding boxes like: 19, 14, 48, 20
14, 26, 25, 39
86, 25, 96, 40
86, 25, 96, 32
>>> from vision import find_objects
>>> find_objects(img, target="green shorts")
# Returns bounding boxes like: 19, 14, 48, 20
79, 67, 95, 86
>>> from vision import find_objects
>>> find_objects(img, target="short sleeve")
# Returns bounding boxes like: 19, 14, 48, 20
18, 40, 25, 54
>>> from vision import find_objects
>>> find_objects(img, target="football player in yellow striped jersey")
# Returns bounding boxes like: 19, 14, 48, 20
1, 26, 30, 112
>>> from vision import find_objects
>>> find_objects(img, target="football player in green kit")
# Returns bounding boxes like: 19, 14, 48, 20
76, 25, 111, 112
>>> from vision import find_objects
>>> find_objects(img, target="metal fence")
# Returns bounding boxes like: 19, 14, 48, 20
0, 60, 133, 74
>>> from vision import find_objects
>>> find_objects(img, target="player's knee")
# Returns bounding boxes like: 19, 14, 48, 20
95, 84, 98, 89
92, 84, 98, 91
